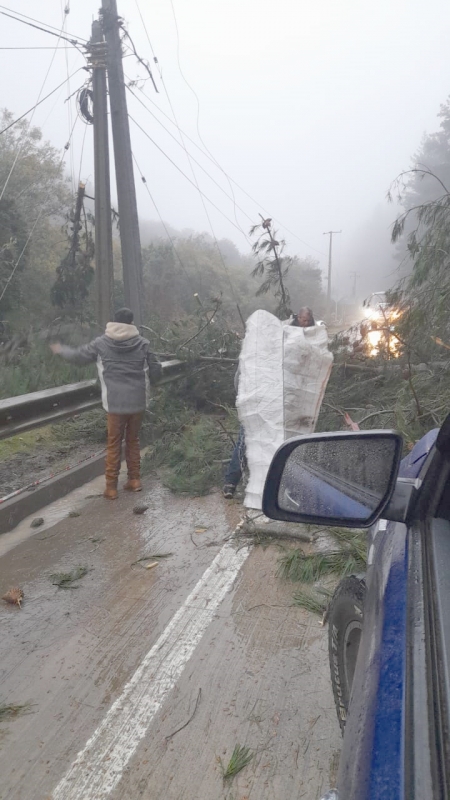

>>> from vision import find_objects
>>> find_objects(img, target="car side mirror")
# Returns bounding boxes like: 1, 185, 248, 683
262, 431, 403, 528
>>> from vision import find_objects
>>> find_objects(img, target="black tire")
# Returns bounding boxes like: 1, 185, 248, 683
328, 575, 366, 733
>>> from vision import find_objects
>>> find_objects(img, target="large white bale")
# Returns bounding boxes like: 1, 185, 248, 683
236, 310, 333, 509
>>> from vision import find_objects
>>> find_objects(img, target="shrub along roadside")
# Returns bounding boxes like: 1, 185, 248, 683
141, 389, 238, 496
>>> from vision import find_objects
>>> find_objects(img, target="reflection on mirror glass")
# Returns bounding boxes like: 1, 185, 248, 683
278, 437, 397, 522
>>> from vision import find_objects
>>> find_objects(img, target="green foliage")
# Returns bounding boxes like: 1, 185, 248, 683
50, 566, 89, 588
250, 218, 291, 317
0, 110, 71, 317
0, 339, 95, 399
51, 191, 95, 317
278, 547, 365, 583
388, 97, 450, 360
0, 702, 34, 721
0, 198, 28, 313
293, 586, 333, 615
220, 744, 254, 780
143, 409, 233, 495
277, 528, 366, 618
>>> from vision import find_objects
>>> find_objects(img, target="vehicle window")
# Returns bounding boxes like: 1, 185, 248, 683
436, 474, 450, 520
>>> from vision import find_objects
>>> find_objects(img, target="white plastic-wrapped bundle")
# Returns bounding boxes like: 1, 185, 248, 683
236, 310, 333, 509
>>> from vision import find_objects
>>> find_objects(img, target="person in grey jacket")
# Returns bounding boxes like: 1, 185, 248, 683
50, 308, 161, 500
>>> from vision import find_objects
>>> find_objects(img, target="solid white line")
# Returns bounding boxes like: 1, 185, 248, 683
52, 542, 249, 800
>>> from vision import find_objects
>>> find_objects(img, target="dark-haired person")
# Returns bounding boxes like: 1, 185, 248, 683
290, 307, 315, 327
50, 308, 161, 500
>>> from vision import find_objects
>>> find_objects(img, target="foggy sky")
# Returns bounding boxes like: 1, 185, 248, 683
1, 0, 450, 301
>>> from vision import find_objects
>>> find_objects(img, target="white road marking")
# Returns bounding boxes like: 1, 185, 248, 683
52, 542, 249, 800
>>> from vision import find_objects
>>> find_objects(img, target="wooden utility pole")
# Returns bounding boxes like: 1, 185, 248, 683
323, 230, 341, 318
91, 20, 114, 328
349, 270, 360, 299
101, 0, 143, 325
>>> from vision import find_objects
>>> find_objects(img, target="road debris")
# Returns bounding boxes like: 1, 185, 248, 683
133, 504, 149, 515
220, 743, 254, 780
165, 688, 202, 741
2, 587, 24, 608
145, 561, 158, 570
0, 702, 34, 721
50, 566, 89, 589
130, 552, 173, 568
30, 517, 44, 529
68, 511, 81, 518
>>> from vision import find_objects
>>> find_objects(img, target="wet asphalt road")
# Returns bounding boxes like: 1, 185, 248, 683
0, 474, 340, 800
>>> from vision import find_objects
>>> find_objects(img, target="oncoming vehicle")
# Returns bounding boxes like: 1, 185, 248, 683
362, 291, 390, 323
360, 292, 401, 357
262, 421, 450, 799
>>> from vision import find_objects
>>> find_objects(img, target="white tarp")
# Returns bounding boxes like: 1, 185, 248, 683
236, 310, 333, 509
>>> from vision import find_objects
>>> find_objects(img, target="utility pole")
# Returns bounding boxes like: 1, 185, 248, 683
323, 230, 341, 318
90, 20, 114, 328
101, 0, 143, 325
349, 271, 360, 299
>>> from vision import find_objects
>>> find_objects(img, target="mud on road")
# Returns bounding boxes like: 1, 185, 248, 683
0, 475, 340, 800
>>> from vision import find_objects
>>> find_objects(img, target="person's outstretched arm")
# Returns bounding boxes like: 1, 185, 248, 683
50, 340, 99, 365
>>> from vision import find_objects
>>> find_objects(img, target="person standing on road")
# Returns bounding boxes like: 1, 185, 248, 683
50, 308, 161, 500
222, 306, 317, 499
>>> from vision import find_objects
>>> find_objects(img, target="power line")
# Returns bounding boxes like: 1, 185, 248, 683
0, 117, 79, 304
131, 84, 326, 257
132, 152, 195, 291
126, 85, 254, 231
0, 10, 86, 54
0, 12, 78, 203
0, 46, 75, 50
124, 4, 325, 257
0, 4, 87, 41
61, 0, 76, 193
0, 68, 84, 136
139, 57, 246, 310
134, 0, 159, 64
168, 0, 247, 241
129, 114, 252, 240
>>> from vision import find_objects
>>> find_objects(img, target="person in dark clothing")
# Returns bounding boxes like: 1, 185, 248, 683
222, 307, 316, 499
50, 308, 161, 500
223, 423, 246, 498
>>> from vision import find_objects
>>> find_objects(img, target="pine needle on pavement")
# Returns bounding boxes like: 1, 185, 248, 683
221, 743, 254, 780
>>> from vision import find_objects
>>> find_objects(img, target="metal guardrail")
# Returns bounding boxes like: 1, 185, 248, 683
0, 360, 186, 441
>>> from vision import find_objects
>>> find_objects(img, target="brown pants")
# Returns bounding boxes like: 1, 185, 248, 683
105, 412, 144, 485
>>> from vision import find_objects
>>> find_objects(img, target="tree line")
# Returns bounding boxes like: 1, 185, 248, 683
0, 108, 324, 339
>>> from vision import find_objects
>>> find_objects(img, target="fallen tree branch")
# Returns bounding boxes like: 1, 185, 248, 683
165, 688, 202, 741
179, 303, 221, 349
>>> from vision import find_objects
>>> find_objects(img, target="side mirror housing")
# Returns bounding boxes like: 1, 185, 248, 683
262, 430, 403, 529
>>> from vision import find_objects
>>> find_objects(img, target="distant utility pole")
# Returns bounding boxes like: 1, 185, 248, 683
90, 20, 114, 328
323, 230, 341, 318
349, 271, 360, 299
101, 0, 143, 325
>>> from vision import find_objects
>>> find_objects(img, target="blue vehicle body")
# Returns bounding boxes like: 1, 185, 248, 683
336, 429, 439, 799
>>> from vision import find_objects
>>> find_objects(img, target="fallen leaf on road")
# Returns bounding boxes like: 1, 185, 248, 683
2, 587, 24, 608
